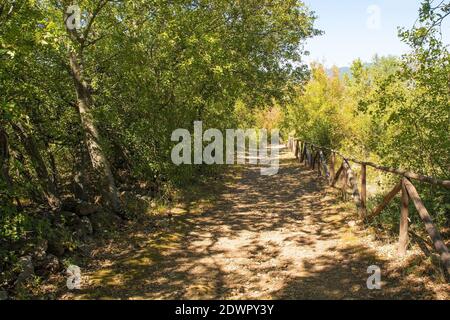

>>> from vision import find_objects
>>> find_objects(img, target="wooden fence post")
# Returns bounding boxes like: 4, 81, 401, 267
317, 152, 321, 176
308, 147, 311, 166
331, 163, 344, 187
312, 149, 317, 170
292, 139, 450, 273
403, 179, 450, 274
300, 143, 305, 163
341, 163, 348, 200
398, 178, 409, 256
304, 145, 309, 166
345, 161, 364, 218
307, 146, 312, 168
293, 139, 297, 158
319, 151, 330, 182
295, 140, 303, 163
330, 152, 336, 182
361, 164, 367, 215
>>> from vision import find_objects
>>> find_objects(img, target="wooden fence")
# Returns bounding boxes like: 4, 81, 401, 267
287, 137, 450, 274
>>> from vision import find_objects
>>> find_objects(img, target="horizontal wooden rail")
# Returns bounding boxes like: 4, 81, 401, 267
287, 137, 450, 274
369, 181, 402, 218
294, 140, 450, 189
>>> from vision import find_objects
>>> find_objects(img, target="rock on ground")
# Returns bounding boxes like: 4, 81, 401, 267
15, 256, 34, 287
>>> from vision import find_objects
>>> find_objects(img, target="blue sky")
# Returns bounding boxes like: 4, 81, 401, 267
303, 0, 426, 67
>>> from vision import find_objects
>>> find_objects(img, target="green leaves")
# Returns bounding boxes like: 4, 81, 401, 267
286, 1, 449, 180
1, 0, 319, 198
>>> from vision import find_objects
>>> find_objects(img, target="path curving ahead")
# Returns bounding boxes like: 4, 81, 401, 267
64, 148, 448, 300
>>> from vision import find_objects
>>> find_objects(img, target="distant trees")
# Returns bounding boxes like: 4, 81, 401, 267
285, 1, 449, 180
283, 0, 449, 231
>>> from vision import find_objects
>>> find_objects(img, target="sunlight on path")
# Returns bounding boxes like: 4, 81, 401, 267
63, 147, 449, 300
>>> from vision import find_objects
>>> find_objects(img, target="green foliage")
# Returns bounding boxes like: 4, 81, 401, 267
283, 1, 449, 231
0, 0, 319, 287
0, 0, 318, 200
0, 207, 25, 242
284, 64, 353, 148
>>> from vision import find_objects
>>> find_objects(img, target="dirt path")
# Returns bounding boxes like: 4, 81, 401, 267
62, 148, 448, 300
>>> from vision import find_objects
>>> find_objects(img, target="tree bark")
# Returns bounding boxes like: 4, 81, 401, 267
10, 122, 61, 210
0, 128, 11, 180
68, 51, 122, 214
0, 127, 14, 206
73, 140, 90, 202
9, 147, 41, 203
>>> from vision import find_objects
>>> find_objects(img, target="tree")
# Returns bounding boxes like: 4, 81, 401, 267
1, 0, 318, 224
59, 0, 123, 214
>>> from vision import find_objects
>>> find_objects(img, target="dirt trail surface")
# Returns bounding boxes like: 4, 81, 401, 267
61, 148, 449, 300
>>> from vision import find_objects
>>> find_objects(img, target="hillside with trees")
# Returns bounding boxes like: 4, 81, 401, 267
0, 0, 448, 300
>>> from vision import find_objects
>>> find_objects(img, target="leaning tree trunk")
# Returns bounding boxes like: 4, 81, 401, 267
72, 139, 90, 202
0, 128, 12, 185
0, 127, 15, 207
10, 123, 61, 210
68, 51, 122, 214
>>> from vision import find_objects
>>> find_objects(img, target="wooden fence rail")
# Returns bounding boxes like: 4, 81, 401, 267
287, 137, 450, 274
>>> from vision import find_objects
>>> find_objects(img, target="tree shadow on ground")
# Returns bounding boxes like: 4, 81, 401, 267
273, 244, 437, 300
63, 148, 445, 300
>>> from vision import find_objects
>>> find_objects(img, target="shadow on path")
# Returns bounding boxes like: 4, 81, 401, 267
65, 148, 445, 300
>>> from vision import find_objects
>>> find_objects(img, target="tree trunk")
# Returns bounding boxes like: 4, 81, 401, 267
45, 141, 59, 188
73, 140, 89, 202
0, 127, 15, 207
10, 123, 61, 210
0, 128, 11, 181
10, 147, 41, 203
68, 51, 122, 214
